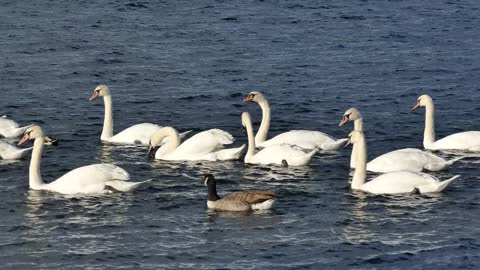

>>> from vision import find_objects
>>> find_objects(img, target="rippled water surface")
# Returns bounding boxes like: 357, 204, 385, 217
1, 0, 480, 269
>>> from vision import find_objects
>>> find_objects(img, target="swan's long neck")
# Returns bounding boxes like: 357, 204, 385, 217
101, 95, 114, 140
354, 118, 363, 132
255, 99, 271, 145
155, 128, 181, 156
352, 135, 367, 190
423, 100, 435, 149
29, 138, 45, 190
245, 118, 257, 162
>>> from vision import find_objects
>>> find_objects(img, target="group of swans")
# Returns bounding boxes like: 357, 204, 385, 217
8, 86, 475, 198
337, 94, 480, 194
0, 115, 58, 160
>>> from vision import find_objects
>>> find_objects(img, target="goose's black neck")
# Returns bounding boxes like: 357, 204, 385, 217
207, 181, 221, 201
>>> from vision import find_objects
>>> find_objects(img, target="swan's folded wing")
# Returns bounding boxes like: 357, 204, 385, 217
110, 123, 162, 145
260, 130, 336, 149
0, 118, 19, 129
434, 131, 480, 150
51, 164, 130, 186
174, 129, 234, 155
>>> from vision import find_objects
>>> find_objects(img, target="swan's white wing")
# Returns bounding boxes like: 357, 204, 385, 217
0, 142, 32, 159
361, 171, 450, 194
249, 144, 316, 166
174, 129, 234, 155
433, 131, 480, 151
367, 148, 445, 173
108, 123, 162, 145
47, 164, 130, 194
0, 118, 19, 129
259, 130, 337, 149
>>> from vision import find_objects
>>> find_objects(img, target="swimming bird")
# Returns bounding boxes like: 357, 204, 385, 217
0, 136, 58, 160
204, 174, 276, 211
243, 91, 346, 150
345, 130, 459, 194
413, 94, 480, 151
340, 107, 462, 172
90, 85, 190, 145
0, 115, 34, 138
148, 127, 245, 161
242, 112, 317, 166
19, 125, 149, 194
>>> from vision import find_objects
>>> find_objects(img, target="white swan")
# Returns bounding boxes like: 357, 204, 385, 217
0, 136, 58, 160
148, 127, 246, 161
339, 107, 462, 172
243, 91, 346, 150
18, 125, 148, 194
0, 115, 34, 138
90, 85, 190, 145
339, 107, 363, 168
346, 130, 459, 194
242, 112, 318, 166
413, 94, 480, 151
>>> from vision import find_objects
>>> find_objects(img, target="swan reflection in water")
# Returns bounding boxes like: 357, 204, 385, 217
24, 190, 134, 233
340, 190, 446, 245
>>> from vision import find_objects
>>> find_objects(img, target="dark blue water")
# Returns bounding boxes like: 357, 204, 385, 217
1, 0, 480, 269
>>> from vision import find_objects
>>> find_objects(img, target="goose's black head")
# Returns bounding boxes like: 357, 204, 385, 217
203, 174, 216, 186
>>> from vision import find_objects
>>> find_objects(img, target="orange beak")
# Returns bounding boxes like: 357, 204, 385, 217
339, 115, 349, 126
243, 95, 254, 102
18, 133, 30, 145
412, 100, 421, 111
89, 92, 99, 101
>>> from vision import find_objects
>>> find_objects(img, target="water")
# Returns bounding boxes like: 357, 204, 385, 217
1, 0, 480, 269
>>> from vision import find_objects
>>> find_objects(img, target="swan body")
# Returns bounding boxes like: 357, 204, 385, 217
366, 148, 463, 173
339, 107, 461, 172
19, 125, 148, 194
90, 85, 190, 145
413, 94, 480, 151
257, 130, 347, 151
0, 116, 34, 138
346, 130, 459, 194
244, 91, 346, 150
242, 112, 317, 166
0, 141, 32, 160
204, 174, 276, 211
149, 127, 245, 161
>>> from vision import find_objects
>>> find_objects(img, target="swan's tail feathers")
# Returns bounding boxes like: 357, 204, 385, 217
179, 130, 193, 139
208, 129, 235, 145
321, 138, 348, 151
436, 175, 460, 192
215, 144, 246, 160
3, 147, 33, 160
105, 179, 151, 193
445, 156, 465, 167
17, 124, 36, 134
291, 148, 319, 166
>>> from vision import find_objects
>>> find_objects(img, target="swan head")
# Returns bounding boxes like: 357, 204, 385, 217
339, 107, 362, 126
241, 112, 252, 130
203, 174, 216, 186
18, 125, 44, 145
148, 127, 177, 155
345, 130, 364, 148
89, 85, 111, 101
243, 91, 265, 103
412, 94, 433, 111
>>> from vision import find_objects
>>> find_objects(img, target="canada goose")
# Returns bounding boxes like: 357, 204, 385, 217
204, 174, 276, 211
